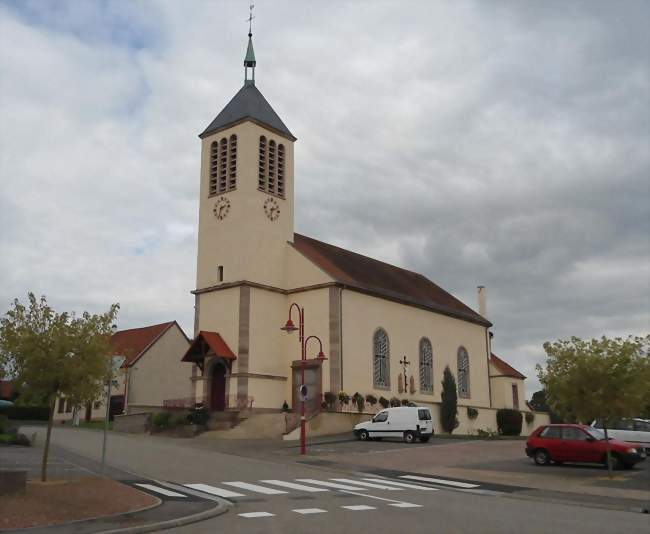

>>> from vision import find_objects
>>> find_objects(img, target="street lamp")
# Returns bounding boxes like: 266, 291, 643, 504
281, 303, 327, 455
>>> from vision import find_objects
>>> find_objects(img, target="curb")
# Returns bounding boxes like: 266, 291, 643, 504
505, 490, 650, 514
95, 498, 231, 534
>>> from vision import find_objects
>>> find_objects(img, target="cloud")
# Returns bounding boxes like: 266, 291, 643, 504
1, 1, 648, 397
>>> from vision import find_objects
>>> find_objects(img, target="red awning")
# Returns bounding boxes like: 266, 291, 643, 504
181, 331, 236, 364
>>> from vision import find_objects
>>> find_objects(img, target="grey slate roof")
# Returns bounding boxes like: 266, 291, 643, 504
200, 83, 295, 140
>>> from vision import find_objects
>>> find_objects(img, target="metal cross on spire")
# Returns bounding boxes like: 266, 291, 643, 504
246, 4, 255, 37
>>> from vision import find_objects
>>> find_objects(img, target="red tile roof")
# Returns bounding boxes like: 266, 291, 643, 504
291, 233, 490, 327
111, 321, 176, 366
181, 331, 236, 363
490, 353, 526, 379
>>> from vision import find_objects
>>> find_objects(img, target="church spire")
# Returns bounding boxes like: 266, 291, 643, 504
244, 4, 256, 85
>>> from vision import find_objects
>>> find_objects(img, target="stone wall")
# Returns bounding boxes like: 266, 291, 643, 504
113, 412, 151, 433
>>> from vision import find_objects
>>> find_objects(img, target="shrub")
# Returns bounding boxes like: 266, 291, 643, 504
0, 414, 7, 434
365, 394, 377, 406
497, 409, 523, 436
151, 411, 172, 430
401, 398, 409, 406
467, 407, 479, 420
281, 401, 290, 413
352, 393, 365, 413
188, 406, 209, 426
389, 397, 400, 407
338, 391, 350, 405
169, 412, 189, 428
0, 405, 50, 421
378, 396, 390, 409
440, 366, 459, 434
12, 433, 31, 446
525, 412, 535, 424
323, 391, 337, 409
476, 428, 498, 438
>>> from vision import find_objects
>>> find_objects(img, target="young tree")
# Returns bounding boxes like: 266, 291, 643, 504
0, 293, 118, 481
537, 335, 650, 476
440, 365, 458, 434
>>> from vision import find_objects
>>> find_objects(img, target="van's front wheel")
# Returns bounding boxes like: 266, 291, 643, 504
403, 431, 416, 443
358, 429, 369, 441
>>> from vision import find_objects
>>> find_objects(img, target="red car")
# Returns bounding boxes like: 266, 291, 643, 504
526, 424, 646, 470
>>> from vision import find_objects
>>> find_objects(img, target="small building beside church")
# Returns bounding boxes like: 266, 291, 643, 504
179, 30, 540, 435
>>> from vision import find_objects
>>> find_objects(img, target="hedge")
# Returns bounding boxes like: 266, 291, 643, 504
496, 409, 523, 436
0, 405, 50, 421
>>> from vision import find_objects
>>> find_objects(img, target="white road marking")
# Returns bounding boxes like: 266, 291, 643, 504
223, 481, 288, 495
389, 502, 423, 508
184, 483, 245, 498
134, 483, 187, 498
399, 475, 480, 489
340, 490, 412, 505
238, 512, 275, 518
261, 480, 329, 492
342, 505, 376, 511
295, 479, 369, 491
330, 478, 403, 491
292, 508, 328, 514
361, 478, 439, 491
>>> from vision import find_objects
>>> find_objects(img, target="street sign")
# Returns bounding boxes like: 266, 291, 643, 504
299, 384, 308, 401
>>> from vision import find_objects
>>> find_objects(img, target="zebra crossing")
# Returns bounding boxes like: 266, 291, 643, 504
134, 474, 481, 519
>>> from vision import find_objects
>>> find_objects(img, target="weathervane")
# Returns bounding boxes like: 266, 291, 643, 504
247, 4, 255, 36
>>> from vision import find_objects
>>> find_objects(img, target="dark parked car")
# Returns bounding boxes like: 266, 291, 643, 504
526, 424, 646, 470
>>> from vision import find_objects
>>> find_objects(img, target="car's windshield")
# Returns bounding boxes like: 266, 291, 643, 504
584, 427, 606, 440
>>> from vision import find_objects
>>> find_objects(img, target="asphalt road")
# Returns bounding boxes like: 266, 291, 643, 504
22, 426, 650, 534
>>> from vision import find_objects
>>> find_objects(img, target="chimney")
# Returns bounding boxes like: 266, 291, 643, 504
477, 286, 487, 318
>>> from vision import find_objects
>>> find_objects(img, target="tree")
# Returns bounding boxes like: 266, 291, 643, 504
537, 335, 650, 476
0, 293, 118, 481
529, 389, 564, 423
440, 365, 458, 434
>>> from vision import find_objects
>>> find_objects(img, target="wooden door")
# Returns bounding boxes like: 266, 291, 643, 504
211, 364, 226, 411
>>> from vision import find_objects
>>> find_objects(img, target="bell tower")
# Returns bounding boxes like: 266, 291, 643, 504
195, 27, 296, 292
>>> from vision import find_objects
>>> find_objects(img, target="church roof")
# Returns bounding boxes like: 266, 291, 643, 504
490, 353, 526, 379
200, 83, 295, 141
291, 233, 491, 327
111, 321, 181, 366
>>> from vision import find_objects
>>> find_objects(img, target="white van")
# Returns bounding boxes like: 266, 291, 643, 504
353, 406, 434, 443
591, 418, 650, 451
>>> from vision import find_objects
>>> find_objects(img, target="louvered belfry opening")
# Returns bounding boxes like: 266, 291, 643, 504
209, 135, 237, 196
258, 135, 266, 191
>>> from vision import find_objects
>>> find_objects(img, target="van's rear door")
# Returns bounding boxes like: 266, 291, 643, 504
418, 408, 433, 434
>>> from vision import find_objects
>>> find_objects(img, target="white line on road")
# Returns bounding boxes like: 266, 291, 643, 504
389, 502, 423, 508
134, 483, 187, 498
223, 481, 288, 495
238, 512, 275, 518
260, 480, 329, 492
292, 508, 328, 514
399, 475, 480, 489
342, 505, 376, 511
330, 478, 403, 491
295, 479, 369, 491
184, 483, 245, 498
361, 478, 439, 491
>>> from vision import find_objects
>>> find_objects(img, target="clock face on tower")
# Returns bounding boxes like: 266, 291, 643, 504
213, 196, 231, 220
264, 197, 280, 221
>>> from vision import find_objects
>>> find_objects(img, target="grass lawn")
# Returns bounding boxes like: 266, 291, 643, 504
0, 433, 14, 444
75, 421, 113, 431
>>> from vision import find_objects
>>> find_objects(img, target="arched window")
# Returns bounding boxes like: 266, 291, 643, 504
373, 328, 390, 388
218, 137, 228, 193
277, 144, 285, 197
209, 141, 219, 196
419, 337, 433, 393
258, 136, 266, 191
457, 346, 470, 398
268, 140, 276, 194
228, 134, 237, 191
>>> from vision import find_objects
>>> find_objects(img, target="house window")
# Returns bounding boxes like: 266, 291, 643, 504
217, 265, 224, 282
373, 328, 390, 388
512, 384, 519, 409
457, 346, 470, 399
65, 398, 72, 413
257, 135, 285, 199
419, 337, 433, 393
58, 397, 65, 414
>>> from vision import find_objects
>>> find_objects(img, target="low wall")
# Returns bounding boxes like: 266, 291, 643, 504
113, 412, 151, 433
283, 407, 550, 440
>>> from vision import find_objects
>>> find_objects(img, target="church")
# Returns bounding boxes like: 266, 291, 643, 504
179, 30, 533, 434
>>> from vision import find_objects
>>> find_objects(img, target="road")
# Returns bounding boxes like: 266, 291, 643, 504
23, 426, 650, 534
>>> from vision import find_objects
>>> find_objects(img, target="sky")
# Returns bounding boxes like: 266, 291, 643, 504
1, 1, 648, 397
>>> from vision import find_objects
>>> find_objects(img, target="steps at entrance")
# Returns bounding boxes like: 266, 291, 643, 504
206, 410, 247, 431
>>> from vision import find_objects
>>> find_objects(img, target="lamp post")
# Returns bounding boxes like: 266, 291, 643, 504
281, 303, 327, 455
